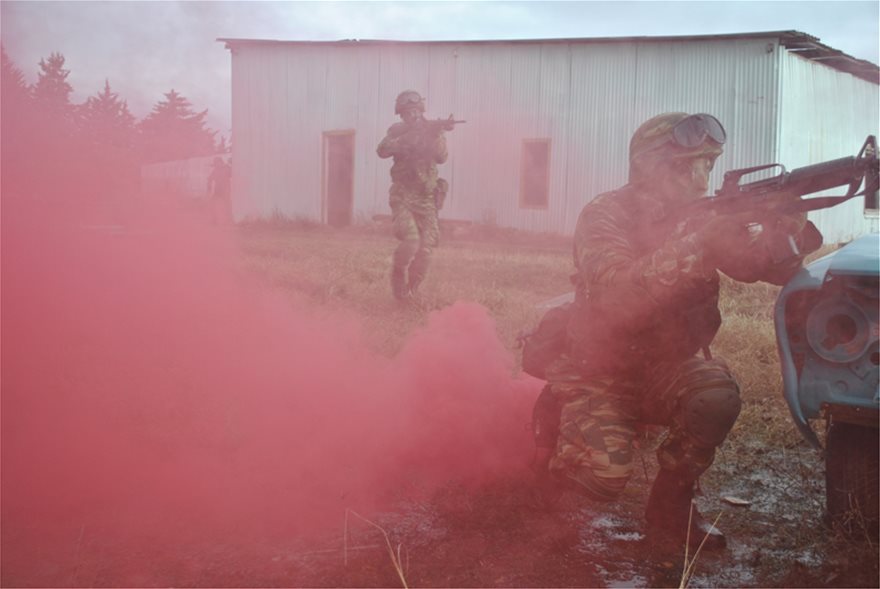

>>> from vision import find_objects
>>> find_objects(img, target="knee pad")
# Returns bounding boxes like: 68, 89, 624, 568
683, 384, 741, 447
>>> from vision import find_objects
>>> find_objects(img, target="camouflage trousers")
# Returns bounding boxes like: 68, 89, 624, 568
389, 184, 439, 298
544, 354, 741, 501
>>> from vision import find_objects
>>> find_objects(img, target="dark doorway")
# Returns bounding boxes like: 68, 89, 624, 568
323, 131, 355, 227
519, 138, 551, 209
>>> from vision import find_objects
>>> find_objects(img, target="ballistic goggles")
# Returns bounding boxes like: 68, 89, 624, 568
398, 92, 423, 107
671, 114, 727, 148
395, 91, 424, 114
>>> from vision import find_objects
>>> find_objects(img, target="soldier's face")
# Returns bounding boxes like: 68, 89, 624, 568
400, 107, 421, 123
661, 155, 718, 202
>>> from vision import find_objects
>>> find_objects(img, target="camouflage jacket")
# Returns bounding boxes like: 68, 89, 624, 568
376, 120, 448, 194
566, 183, 821, 375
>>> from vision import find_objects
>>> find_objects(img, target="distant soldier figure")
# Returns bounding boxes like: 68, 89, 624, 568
207, 156, 232, 224
376, 90, 449, 303
527, 113, 822, 551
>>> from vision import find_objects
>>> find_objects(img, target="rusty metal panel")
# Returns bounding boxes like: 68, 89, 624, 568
778, 50, 880, 242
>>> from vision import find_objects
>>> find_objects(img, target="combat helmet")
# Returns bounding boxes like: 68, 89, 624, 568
395, 90, 425, 115
628, 112, 726, 184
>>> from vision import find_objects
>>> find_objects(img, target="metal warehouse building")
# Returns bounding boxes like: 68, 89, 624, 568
221, 31, 879, 242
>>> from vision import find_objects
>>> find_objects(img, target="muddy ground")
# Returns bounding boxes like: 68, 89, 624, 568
240, 439, 878, 588
4, 386, 875, 585
3, 199, 877, 588
8, 432, 876, 588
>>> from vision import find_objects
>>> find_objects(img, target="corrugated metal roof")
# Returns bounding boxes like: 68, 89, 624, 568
219, 30, 879, 84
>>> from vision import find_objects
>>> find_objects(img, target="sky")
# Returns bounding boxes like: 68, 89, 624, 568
2, 0, 878, 137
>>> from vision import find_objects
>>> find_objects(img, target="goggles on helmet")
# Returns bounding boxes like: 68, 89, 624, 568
671, 114, 726, 148
398, 92, 423, 107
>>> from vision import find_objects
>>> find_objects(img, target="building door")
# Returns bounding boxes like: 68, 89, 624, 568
323, 131, 355, 227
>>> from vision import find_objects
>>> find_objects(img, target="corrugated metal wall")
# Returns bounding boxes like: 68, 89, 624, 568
229, 37, 876, 238
777, 50, 880, 243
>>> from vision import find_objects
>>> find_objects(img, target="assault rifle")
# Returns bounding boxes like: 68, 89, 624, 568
416, 115, 467, 135
671, 135, 879, 260
394, 115, 466, 158
717, 135, 876, 212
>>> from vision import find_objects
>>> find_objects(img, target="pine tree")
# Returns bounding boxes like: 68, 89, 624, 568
32, 51, 73, 115
216, 134, 229, 154
1, 45, 36, 197
139, 89, 217, 162
79, 79, 136, 148
74, 79, 141, 198
1, 44, 30, 103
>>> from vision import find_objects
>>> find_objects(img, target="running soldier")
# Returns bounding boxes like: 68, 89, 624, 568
376, 90, 449, 303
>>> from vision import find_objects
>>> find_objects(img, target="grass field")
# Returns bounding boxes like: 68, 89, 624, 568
235, 219, 792, 429
233, 220, 879, 587
236, 221, 573, 357
6, 196, 875, 588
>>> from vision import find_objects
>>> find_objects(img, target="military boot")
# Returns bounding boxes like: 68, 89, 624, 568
391, 240, 418, 303
407, 250, 430, 297
645, 469, 726, 551
390, 266, 410, 302
532, 386, 561, 466
529, 386, 564, 508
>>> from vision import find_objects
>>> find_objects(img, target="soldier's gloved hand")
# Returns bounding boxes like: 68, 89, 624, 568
694, 212, 756, 269
777, 211, 807, 234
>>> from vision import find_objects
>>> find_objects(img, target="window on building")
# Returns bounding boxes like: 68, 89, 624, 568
520, 139, 551, 209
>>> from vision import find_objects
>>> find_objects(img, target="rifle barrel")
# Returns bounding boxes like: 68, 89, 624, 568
784, 156, 862, 196
726, 156, 864, 198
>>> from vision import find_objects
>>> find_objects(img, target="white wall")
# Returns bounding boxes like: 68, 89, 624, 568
141, 155, 228, 199
228, 37, 876, 238
777, 50, 880, 243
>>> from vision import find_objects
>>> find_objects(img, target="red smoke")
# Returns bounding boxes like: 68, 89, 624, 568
1, 196, 539, 586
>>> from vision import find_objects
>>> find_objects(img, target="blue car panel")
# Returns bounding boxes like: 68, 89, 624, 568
775, 233, 880, 448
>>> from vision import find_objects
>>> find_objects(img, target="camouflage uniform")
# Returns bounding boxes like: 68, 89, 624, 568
376, 91, 448, 300
543, 113, 822, 509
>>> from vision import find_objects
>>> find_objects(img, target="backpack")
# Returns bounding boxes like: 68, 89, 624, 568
520, 303, 572, 379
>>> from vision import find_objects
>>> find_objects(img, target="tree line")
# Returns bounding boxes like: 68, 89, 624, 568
1, 45, 226, 199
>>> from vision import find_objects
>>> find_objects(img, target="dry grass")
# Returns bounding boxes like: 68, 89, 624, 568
678, 509, 724, 589
236, 222, 789, 409
235, 225, 877, 585
345, 509, 409, 588
235, 223, 572, 357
